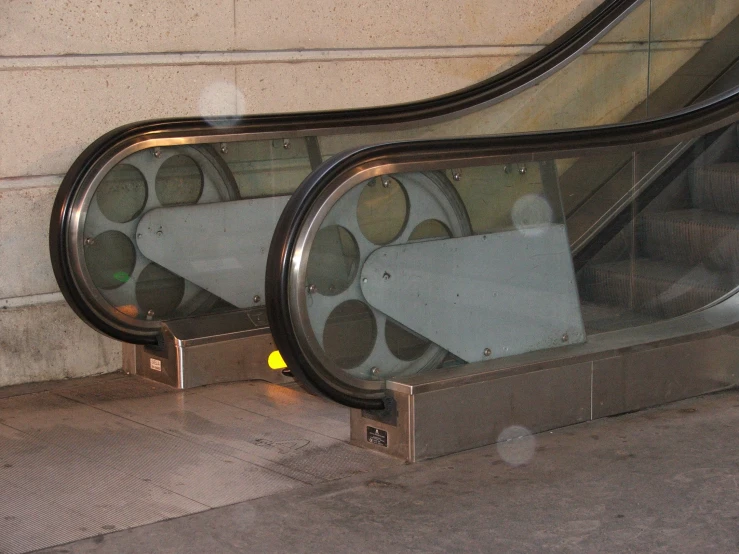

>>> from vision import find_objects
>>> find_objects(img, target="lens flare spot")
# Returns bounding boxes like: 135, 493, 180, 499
115, 304, 138, 318
496, 425, 536, 466
511, 194, 553, 237
113, 271, 130, 283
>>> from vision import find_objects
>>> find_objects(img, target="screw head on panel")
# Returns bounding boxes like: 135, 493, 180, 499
84, 237, 94, 246
152, 147, 161, 158
253, 295, 261, 304
381, 176, 391, 188
147, 309, 155, 317
220, 143, 228, 154
518, 164, 527, 175
562, 333, 569, 342
452, 170, 461, 182
308, 284, 317, 294
503, 164, 510, 174
370, 367, 380, 376
283, 139, 291, 149
483, 348, 492, 357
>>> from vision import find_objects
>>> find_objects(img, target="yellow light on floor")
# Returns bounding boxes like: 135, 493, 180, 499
268, 350, 287, 370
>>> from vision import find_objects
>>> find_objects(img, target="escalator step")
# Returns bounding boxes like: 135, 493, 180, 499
580, 301, 657, 333
580, 258, 734, 318
689, 163, 739, 213
639, 209, 739, 271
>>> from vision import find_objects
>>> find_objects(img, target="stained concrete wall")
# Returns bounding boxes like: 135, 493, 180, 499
0, 0, 736, 386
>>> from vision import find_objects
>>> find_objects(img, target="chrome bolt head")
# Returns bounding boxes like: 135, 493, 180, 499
153, 147, 161, 158
562, 333, 569, 342
147, 309, 155, 317
518, 164, 527, 175
283, 138, 291, 149
362, 277, 368, 284
84, 237, 94, 246
381, 176, 391, 188
253, 295, 261, 304
220, 143, 228, 154
452, 170, 461, 182
308, 284, 317, 294
370, 367, 380, 376
483, 348, 492, 357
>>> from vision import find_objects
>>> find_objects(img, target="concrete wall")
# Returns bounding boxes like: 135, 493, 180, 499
0, 0, 736, 386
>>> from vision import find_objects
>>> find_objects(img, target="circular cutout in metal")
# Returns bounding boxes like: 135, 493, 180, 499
305, 226, 359, 296
96, 164, 148, 223
408, 219, 451, 241
135, 262, 186, 319
84, 231, 136, 290
356, 176, 408, 245
323, 300, 377, 369
385, 318, 430, 361
155, 155, 204, 206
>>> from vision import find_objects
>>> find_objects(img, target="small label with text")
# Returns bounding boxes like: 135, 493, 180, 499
366, 426, 388, 447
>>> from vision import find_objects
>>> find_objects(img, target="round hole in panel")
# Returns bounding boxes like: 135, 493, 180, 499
155, 155, 204, 206
305, 226, 359, 296
135, 263, 186, 318
96, 164, 148, 223
84, 231, 136, 291
408, 219, 452, 241
323, 300, 377, 370
385, 318, 430, 362
356, 177, 408, 245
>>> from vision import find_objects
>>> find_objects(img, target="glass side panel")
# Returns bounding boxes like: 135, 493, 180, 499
280, 122, 739, 394
71, 0, 739, 337
79, 140, 313, 327
578, 122, 739, 333
286, 160, 582, 386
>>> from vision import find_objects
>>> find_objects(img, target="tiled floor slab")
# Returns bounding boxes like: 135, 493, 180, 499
0, 375, 401, 554
34, 389, 739, 554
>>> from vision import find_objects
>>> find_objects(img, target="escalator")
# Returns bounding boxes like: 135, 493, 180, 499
49, 0, 739, 410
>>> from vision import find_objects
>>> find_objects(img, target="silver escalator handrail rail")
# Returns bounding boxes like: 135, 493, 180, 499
265, 86, 739, 409
50, 0, 642, 344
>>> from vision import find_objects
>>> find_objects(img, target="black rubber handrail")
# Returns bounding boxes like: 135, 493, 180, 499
265, 88, 739, 409
50, 0, 641, 344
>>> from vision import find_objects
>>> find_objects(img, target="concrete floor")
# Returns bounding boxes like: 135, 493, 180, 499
2, 376, 739, 553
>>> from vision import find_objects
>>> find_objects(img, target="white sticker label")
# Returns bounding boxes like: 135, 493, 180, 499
149, 358, 162, 372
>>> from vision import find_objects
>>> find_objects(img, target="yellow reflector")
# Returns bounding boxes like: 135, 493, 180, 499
268, 350, 287, 370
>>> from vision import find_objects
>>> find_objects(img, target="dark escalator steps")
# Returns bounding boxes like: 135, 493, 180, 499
580, 259, 734, 319
639, 209, 739, 271
580, 301, 657, 333
689, 163, 739, 213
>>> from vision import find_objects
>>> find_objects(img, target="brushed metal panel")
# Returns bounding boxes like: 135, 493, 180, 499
592, 333, 739, 418
361, 225, 584, 362
412, 361, 591, 461
350, 390, 413, 461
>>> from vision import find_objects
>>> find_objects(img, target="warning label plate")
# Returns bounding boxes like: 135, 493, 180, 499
366, 426, 388, 447
149, 358, 162, 372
